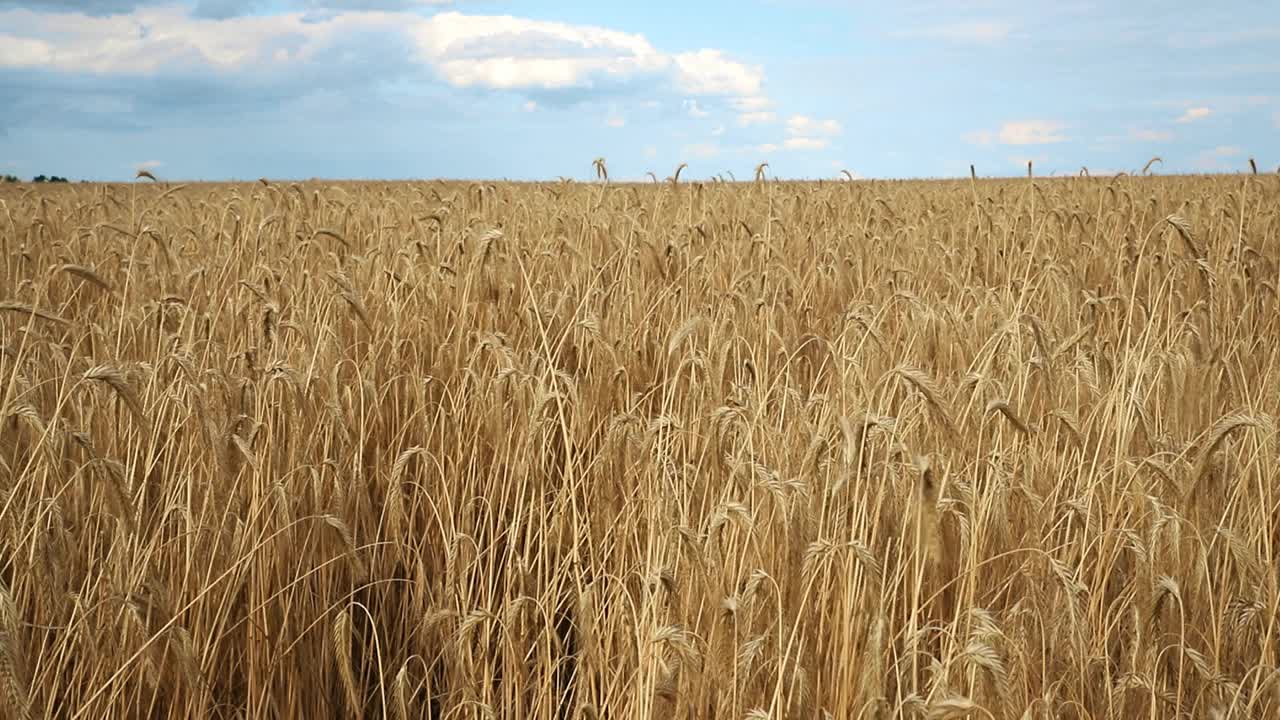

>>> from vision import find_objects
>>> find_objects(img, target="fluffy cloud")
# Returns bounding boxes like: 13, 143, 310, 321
731, 95, 774, 125
1, 3, 857, 172
998, 120, 1067, 145
672, 49, 761, 96
783, 137, 828, 151
191, 1, 457, 18
411, 13, 669, 91
408, 12, 765, 108
737, 111, 775, 126
967, 120, 1067, 145
682, 98, 709, 118
1193, 144, 1244, 170
683, 143, 720, 159
0, 0, 165, 14
0, 6, 406, 75
0, 1, 457, 18
732, 96, 771, 111
786, 115, 841, 137
1132, 129, 1174, 142
1175, 106, 1211, 123
733, 114, 841, 155
963, 130, 994, 145
0, 6, 767, 108
0, 5, 428, 138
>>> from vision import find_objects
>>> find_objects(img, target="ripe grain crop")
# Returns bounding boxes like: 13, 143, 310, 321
1, 172, 1279, 717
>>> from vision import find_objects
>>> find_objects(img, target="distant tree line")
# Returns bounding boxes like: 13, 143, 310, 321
2, 174, 71, 183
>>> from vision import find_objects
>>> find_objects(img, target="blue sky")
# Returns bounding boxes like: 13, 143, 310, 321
1, 0, 1276, 181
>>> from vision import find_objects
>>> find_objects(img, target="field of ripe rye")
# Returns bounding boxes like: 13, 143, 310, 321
2, 173, 1279, 718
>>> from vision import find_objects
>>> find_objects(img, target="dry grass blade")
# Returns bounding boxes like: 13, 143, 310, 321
986, 399, 1034, 436
0, 301, 69, 325
59, 264, 114, 293
314, 228, 349, 247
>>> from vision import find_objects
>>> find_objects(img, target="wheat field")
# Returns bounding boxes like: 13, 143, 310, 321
1, 173, 1278, 718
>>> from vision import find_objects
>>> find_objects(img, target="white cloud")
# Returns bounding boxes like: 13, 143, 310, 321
1132, 129, 1174, 142
0, 6, 411, 74
784, 137, 828, 150
413, 15, 764, 102
998, 120, 1070, 144
672, 49, 762, 96
132, 160, 164, 170
966, 121, 1067, 146
412, 12, 669, 90
737, 111, 775, 126
786, 114, 841, 137
1175, 106, 1212, 123
0, 4, 860, 163
0, 6, 768, 109
731, 96, 771, 112
731, 96, 776, 125
964, 130, 994, 146
997, 120, 1067, 145
683, 143, 720, 159
755, 143, 779, 153
0, 34, 54, 67
683, 98, 709, 118
896, 21, 1015, 43
1194, 145, 1245, 170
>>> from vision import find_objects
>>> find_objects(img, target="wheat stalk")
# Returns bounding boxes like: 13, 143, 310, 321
332, 608, 360, 716
0, 301, 68, 325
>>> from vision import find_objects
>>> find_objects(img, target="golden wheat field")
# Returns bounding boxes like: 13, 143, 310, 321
1, 173, 1278, 719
